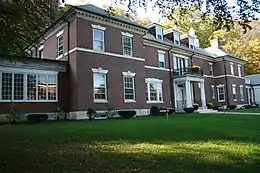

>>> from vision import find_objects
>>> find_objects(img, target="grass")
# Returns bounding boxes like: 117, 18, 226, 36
225, 108, 260, 113
1, 114, 260, 172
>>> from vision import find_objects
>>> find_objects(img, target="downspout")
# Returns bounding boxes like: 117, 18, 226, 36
63, 18, 71, 120
222, 57, 229, 106
167, 46, 174, 109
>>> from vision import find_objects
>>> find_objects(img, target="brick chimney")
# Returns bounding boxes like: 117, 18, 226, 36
210, 38, 220, 48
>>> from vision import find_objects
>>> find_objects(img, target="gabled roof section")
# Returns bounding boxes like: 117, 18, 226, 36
75, 4, 147, 30
204, 46, 245, 62
246, 74, 260, 85
143, 33, 213, 57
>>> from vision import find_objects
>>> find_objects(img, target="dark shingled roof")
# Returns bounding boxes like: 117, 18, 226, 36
75, 4, 147, 30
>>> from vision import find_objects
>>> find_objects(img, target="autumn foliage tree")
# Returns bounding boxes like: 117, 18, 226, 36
0, 0, 59, 55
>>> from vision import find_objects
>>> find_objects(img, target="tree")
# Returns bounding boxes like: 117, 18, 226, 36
104, 5, 151, 25
0, 0, 59, 56
161, 5, 240, 48
225, 35, 260, 74
111, 0, 260, 32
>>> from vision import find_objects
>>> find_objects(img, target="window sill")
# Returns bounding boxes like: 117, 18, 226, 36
94, 100, 108, 103
124, 100, 136, 103
241, 99, 244, 101
233, 99, 237, 101
146, 101, 164, 104
56, 55, 63, 60
218, 100, 225, 102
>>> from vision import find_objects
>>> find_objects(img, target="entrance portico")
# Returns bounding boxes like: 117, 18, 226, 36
173, 76, 206, 111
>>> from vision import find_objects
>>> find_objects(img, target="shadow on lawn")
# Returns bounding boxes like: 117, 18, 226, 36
1, 140, 260, 173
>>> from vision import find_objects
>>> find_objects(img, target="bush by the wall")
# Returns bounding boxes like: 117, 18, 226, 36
87, 108, 96, 121
184, 107, 195, 113
150, 106, 160, 116
227, 105, 237, 110
244, 105, 252, 109
118, 110, 136, 119
27, 114, 48, 124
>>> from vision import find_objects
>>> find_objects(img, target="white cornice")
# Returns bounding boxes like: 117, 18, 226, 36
143, 40, 171, 50
92, 68, 108, 74
76, 12, 146, 34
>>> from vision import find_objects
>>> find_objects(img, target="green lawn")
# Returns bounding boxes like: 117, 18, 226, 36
1, 114, 260, 173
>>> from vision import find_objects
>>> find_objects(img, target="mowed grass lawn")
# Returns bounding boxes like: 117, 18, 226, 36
1, 114, 260, 173
226, 107, 260, 113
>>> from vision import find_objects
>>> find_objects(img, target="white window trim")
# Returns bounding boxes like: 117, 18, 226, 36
230, 62, 234, 75
211, 85, 215, 99
93, 29, 105, 51
123, 72, 136, 103
92, 68, 108, 103
209, 63, 214, 76
240, 85, 244, 101
122, 35, 133, 57
173, 32, 180, 45
155, 26, 163, 40
145, 78, 163, 103
189, 37, 195, 49
56, 30, 64, 37
232, 84, 237, 101
0, 68, 58, 103
238, 64, 242, 77
217, 84, 225, 102
158, 52, 166, 68
157, 50, 166, 54
121, 32, 133, 37
92, 68, 108, 74
91, 24, 106, 31
39, 45, 44, 50
122, 71, 136, 77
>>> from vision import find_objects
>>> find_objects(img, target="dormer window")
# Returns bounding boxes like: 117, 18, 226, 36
156, 26, 163, 40
189, 37, 195, 49
173, 32, 180, 45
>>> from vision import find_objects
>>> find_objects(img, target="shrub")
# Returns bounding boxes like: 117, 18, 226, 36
206, 102, 213, 109
193, 103, 199, 110
244, 105, 252, 109
6, 106, 24, 124
105, 105, 117, 119
184, 107, 195, 113
87, 108, 96, 122
255, 104, 259, 108
227, 105, 237, 110
212, 106, 219, 110
27, 114, 48, 124
150, 106, 160, 116
118, 110, 136, 119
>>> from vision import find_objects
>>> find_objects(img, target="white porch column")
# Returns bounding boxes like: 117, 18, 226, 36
200, 81, 207, 109
185, 80, 192, 107
173, 82, 177, 108
247, 88, 250, 104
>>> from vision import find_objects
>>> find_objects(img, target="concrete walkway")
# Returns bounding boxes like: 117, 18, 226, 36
206, 111, 260, 115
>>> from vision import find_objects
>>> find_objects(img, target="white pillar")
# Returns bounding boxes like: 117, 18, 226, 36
173, 82, 177, 108
247, 88, 250, 104
185, 80, 192, 107
200, 81, 207, 109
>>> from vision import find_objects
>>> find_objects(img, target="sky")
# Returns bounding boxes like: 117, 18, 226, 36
65, 0, 237, 23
